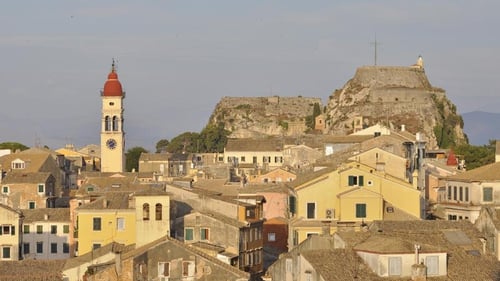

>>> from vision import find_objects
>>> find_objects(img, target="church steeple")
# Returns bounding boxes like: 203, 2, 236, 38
100, 60, 125, 173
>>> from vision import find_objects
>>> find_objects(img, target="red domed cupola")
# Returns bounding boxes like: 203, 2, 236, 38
102, 60, 123, 97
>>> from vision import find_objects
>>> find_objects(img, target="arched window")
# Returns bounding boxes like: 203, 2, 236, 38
104, 116, 111, 131
112, 116, 119, 131
155, 203, 162, 221
143, 203, 150, 221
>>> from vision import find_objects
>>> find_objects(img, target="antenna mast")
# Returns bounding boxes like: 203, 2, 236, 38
370, 35, 381, 66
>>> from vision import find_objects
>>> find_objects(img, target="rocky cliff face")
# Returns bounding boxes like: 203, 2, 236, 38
208, 96, 322, 138
325, 65, 467, 149
208, 62, 467, 149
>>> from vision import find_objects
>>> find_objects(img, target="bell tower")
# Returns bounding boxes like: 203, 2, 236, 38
100, 59, 125, 172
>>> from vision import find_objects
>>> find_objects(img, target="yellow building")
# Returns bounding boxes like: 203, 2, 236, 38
75, 189, 170, 255
289, 162, 421, 246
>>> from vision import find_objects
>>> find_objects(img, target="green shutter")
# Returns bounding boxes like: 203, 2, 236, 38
185, 228, 193, 240
348, 176, 354, 186
356, 204, 366, 218
359, 176, 364, 186
289, 196, 296, 214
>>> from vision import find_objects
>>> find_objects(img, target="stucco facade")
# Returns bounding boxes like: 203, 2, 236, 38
290, 162, 421, 245
0, 204, 22, 261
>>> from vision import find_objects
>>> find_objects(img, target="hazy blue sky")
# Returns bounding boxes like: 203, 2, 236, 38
1, 1, 499, 151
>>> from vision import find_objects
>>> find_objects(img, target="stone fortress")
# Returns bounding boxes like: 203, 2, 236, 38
208, 56, 467, 149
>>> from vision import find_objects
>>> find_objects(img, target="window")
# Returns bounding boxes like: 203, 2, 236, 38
447, 186, 452, 200
11, 159, 25, 169
425, 256, 439, 275
112, 116, 119, 131
155, 204, 162, 220
286, 258, 292, 272
274, 156, 283, 163
289, 196, 296, 214
63, 243, 69, 254
1, 225, 14, 235
63, 225, 70, 234
465, 187, 469, 202
200, 228, 209, 240
117, 218, 125, 231
388, 257, 402, 276
253, 156, 257, 164
104, 116, 111, 131
28, 201, 35, 209
51, 225, 57, 234
23, 243, 30, 254
92, 243, 101, 250
143, 203, 150, 220
483, 187, 493, 202
158, 262, 170, 277
241, 156, 246, 162
93, 217, 101, 231
246, 208, 255, 219
36, 242, 43, 254
453, 186, 457, 200
38, 184, 45, 193
268, 233, 276, 242
182, 261, 195, 277
459, 186, 463, 201
348, 175, 364, 186
2, 186, 8, 194
2, 247, 11, 259
185, 228, 194, 241
305, 272, 312, 281
37, 225, 43, 234
51, 243, 57, 254
448, 214, 457, 220
23, 225, 30, 234
356, 203, 367, 218
307, 202, 316, 219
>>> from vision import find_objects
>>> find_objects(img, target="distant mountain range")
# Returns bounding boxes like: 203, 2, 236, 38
462, 111, 500, 145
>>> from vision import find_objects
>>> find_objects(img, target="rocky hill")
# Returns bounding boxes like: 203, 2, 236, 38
325, 63, 467, 149
208, 96, 322, 138
207, 59, 467, 149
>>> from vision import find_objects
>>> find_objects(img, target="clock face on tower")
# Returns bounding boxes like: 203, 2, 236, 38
106, 138, 117, 150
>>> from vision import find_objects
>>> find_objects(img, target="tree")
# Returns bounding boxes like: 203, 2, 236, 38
199, 123, 230, 153
305, 102, 322, 129
125, 146, 148, 172
0, 142, 29, 152
166, 132, 200, 153
155, 139, 170, 153
453, 140, 495, 170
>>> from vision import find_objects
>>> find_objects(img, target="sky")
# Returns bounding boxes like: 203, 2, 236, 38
1, 1, 499, 151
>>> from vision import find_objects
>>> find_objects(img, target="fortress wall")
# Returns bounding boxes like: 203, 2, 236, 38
352, 66, 431, 89
369, 88, 432, 104
218, 96, 322, 117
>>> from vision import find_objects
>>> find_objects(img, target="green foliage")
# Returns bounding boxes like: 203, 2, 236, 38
235, 104, 251, 110
155, 139, 170, 153
125, 146, 149, 172
432, 94, 463, 148
198, 122, 230, 153
453, 141, 495, 170
0, 142, 29, 152
305, 103, 322, 129
166, 132, 201, 153
279, 121, 289, 130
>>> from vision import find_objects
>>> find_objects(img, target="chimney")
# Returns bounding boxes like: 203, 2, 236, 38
44, 214, 49, 221
401, 124, 406, 132
103, 200, 108, 208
